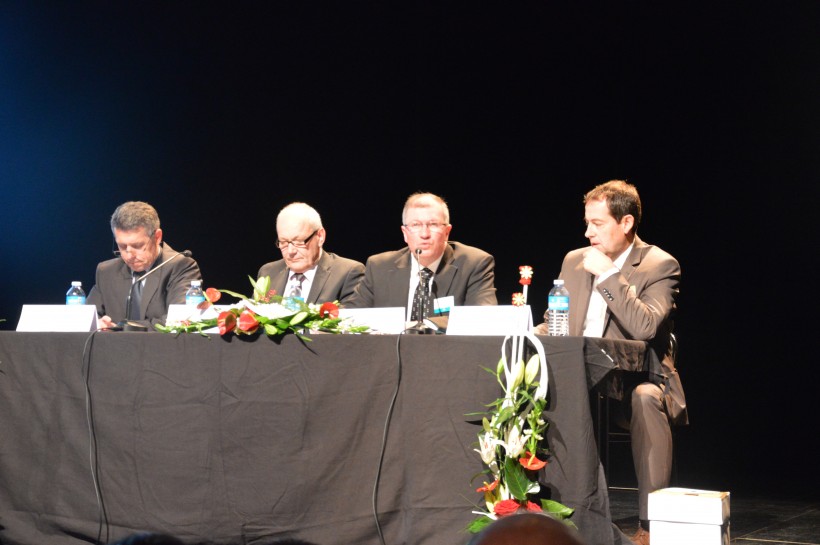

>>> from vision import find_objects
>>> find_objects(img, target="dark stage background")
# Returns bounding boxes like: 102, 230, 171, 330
1, 2, 817, 502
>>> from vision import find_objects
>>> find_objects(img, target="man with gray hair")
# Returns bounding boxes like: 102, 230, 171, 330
347, 192, 497, 318
257, 202, 364, 305
88, 201, 201, 329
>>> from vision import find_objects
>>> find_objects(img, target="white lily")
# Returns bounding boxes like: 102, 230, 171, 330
503, 422, 527, 458
474, 431, 497, 466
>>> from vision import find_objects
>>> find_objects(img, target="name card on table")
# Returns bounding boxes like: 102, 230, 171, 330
338, 307, 406, 334
17, 305, 99, 332
446, 305, 533, 336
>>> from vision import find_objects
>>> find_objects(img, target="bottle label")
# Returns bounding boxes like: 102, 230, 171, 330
66, 296, 86, 305
548, 295, 569, 310
186, 295, 206, 306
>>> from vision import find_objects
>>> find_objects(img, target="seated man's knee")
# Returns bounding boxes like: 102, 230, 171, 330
631, 382, 663, 414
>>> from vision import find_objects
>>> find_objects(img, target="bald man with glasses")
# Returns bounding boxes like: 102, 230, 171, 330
257, 202, 365, 305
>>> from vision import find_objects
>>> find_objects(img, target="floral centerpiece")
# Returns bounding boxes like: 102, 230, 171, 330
467, 331, 575, 533
155, 275, 369, 340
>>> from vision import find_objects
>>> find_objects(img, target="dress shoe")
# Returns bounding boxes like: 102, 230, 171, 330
631, 526, 650, 545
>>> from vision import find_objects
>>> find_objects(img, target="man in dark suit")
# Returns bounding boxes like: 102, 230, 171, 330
535, 180, 685, 545
88, 201, 201, 329
257, 202, 364, 305
347, 192, 497, 318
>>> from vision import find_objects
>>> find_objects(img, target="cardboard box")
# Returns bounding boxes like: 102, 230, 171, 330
648, 487, 730, 525
651, 520, 729, 545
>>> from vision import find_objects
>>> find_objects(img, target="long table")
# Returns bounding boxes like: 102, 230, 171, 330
0, 332, 652, 545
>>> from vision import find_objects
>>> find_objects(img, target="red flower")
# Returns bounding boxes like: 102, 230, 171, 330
476, 479, 499, 493
260, 288, 277, 303
512, 293, 525, 307
205, 287, 221, 303
217, 311, 236, 335
237, 310, 260, 333
519, 452, 548, 470
525, 500, 542, 512
518, 265, 533, 285
493, 499, 523, 517
319, 302, 339, 318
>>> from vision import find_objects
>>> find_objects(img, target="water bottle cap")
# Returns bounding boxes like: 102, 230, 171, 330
71, 281, 82, 287
553, 279, 564, 286
191, 280, 201, 287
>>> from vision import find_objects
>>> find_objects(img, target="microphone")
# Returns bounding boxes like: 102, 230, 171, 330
119, 249, 193, 332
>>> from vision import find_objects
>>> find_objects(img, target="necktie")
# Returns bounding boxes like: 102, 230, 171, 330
289, 273, 306, 298
411, 268, 433, 322
129, 274, 143, 320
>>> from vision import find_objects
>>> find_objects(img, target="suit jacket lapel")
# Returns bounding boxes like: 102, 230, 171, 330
390, 250, 412, 306
140, 246, 167, 316
601, 236, 646, 333
271, 266, 289, 297
307, 252, 332, 302
431, 244, 456, 300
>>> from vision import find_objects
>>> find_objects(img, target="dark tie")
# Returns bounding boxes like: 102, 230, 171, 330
129, 274, 143, 320
411, 268, 433, 322
289, 273, 306, 298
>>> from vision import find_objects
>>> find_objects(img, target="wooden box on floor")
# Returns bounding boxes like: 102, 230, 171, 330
648, 487, 730, 545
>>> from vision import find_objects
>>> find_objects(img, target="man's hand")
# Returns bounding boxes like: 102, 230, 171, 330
582, 247, 616, 277
98, 315, 117, 329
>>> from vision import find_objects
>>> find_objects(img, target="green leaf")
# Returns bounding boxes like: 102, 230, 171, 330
290, 311, 308, 325
504, 458, 534, 500
465, 516, 494, 534
219, 289, 248, 300
541, 499, 575, 519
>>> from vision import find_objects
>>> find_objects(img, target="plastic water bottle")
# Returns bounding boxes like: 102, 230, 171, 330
547, 279, 570, 336
66, 281, 86, 305
185, 280, 206, 306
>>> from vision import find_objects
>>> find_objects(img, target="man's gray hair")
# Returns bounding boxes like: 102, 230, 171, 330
110, 201, 160, 236
402, 192, 450, 225
277, 202, 323, 233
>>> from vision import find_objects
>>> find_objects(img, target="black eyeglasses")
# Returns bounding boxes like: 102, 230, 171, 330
277, 230, 318, 250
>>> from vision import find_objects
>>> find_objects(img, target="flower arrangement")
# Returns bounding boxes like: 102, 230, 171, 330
467, 268, 574, 534
155, 275, 369, 340
512, 265, 532, 306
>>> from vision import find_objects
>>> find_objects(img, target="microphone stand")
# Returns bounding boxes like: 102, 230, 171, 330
406, 248, 435, 335
115, 250, 192, 332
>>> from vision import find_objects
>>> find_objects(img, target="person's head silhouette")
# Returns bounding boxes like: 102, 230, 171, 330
467, 513, 586, 545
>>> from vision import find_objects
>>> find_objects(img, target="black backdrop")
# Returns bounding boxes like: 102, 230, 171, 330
1, 2, 818, 502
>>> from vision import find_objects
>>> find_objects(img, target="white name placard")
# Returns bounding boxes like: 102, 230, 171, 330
17, 305, 99, 332
446, 305, 533, 336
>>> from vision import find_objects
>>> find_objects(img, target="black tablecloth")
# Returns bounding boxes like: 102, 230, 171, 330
0, 332, 647, 545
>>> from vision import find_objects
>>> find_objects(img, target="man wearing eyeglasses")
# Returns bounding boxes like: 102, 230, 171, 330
348, 192, 497, 317
257, 202, 365, 305
87, 201, 202, 329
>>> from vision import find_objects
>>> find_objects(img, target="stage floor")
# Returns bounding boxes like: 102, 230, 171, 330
609, 488, 820, 544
